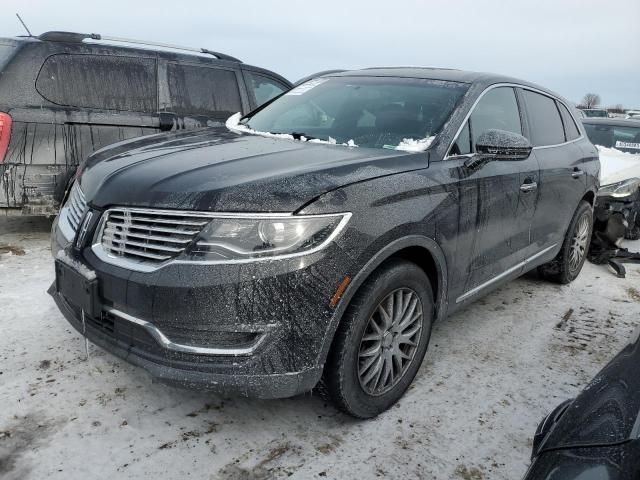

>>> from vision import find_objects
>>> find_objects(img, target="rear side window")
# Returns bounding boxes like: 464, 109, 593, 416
470, 87, 522, 149
167, 64, 242, 117
246, 71, 288, 106
522, 90, 565, 146
558, 103, 581, 141
36, 54, 157, 112
0, 44, 17, 69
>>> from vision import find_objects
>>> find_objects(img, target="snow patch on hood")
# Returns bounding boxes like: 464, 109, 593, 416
597, 145, 640, 186
390, 136, 436, 152
225, 113, 358, 148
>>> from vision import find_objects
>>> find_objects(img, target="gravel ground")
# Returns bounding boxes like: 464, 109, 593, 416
1, 216, 639, 480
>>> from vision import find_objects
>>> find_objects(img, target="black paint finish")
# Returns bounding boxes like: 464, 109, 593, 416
524, 329, 640, 480
50, 68, 598, 397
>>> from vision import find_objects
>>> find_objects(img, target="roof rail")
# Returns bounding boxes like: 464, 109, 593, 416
38, 31, 242, 62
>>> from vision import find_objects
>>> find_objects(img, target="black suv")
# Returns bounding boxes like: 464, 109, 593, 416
0, 32, 291, 216
50, 68, 599, 418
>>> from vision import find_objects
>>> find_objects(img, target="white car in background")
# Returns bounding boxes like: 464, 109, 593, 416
582, 118, 640, 240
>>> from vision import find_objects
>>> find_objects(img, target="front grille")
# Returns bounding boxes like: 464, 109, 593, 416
59, 183, 88, 240
99, 208, 211, 263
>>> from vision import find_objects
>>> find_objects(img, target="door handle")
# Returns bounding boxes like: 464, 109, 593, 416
520, 181, 537, 193
572, 168, 585, 179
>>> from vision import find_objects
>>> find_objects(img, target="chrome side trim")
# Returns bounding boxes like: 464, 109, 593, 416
105, 307, 270, 356
456, 243, 558, 304
444, 83, 584, 160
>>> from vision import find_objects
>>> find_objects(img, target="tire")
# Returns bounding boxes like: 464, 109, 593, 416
538, 200, 593, 284
321, 260, 434, 418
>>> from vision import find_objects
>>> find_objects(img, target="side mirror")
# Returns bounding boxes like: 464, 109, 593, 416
465, 129, 532, 168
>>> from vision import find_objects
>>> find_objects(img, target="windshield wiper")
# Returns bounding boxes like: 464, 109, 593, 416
289, 132, 317, 141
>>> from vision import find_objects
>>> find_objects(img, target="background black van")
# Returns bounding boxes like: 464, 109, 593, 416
0, 32, 291, 216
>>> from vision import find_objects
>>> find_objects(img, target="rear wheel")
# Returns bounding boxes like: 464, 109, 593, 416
321, 260, 434, 418
538, 200, 593, 284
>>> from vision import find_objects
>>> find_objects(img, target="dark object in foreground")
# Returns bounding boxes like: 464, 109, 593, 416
50, 67, 598, 418
524, 326, 640, 480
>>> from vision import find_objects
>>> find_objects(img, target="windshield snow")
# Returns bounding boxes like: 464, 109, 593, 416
236, 76, 468, 151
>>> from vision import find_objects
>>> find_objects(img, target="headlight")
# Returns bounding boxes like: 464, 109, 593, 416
598, 178, 640, 198
182, 213, 351, 262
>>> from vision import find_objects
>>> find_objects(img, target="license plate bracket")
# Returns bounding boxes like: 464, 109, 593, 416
55, 259, 100, 318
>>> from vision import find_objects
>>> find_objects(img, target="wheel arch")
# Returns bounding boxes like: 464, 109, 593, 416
581, 189, 596, 207
316, 235, 449, 368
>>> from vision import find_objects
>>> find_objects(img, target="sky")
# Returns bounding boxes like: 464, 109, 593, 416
2, 0, 639, 107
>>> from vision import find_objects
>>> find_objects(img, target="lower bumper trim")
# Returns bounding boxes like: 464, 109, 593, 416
50, 285, 322, 398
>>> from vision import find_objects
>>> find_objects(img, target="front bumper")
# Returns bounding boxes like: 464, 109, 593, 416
50, 285, 322, 397
594, 190, 639, 230
49, 228, 353, 398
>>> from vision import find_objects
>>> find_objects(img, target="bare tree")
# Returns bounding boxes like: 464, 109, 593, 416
581, 93, 601, 109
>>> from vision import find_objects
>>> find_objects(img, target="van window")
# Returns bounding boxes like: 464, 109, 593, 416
36, 54, 157, 112
558, 103, 581, 141
245, 71, 288, 106
166, 64, 242, 117
0, 44, 16, 69
470, 87, 522, 149
522, 90, 565, 146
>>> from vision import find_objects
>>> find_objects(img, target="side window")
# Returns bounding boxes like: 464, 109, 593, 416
522, 90, 565, 146
449, 121, 471, 155
246, 72, 288, 106
469, 87, 522, 149
36, 54, 157, 112
558, 103, 581, 141
166, 64, 242, 117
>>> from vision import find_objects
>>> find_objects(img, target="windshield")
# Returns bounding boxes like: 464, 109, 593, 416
584, 123, 640, 154
240, 76, 468, 150
0, 44, 16, 70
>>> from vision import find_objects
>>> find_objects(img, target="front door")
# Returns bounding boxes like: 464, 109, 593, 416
445, 86, 540, 304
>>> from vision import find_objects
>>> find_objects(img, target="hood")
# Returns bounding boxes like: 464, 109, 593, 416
597, 145, 640, 186
79, 127, 428, 212
539, 327, 640, 453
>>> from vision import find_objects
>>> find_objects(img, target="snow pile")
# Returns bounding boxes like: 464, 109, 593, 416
596, 145, 640, 186
391, 136, 435, 152
225, 113, 358, 148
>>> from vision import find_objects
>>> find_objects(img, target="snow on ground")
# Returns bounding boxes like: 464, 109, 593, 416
1, 216, 639, 480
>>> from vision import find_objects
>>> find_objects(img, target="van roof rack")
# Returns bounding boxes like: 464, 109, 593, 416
38, 31, 242, 62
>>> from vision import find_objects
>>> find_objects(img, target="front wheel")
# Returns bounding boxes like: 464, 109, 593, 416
321, 260, 434, 418
538, 200, 593, 284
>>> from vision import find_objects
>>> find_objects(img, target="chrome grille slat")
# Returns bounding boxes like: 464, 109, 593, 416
104, 245, 173, 261
105, 220, 199, 236
103, 237, 183, 253
102, 228, 193, 244
108, 214, 210, 227
98, 208, 211, 265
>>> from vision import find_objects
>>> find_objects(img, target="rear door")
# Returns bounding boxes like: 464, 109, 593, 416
521, 89, 587, 249
446, 86, 540, 303
158, 61, 248, 131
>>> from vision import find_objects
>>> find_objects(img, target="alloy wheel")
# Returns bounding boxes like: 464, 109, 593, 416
569, 213, 590, 271
357, 288, 423, 396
